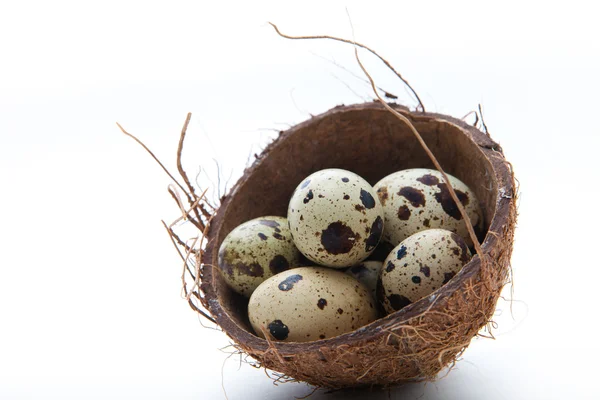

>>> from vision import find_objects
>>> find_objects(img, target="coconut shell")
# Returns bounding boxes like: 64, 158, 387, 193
198, 102, 517, 389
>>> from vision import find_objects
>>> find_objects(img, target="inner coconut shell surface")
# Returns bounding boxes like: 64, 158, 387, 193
200, 102, 516, 388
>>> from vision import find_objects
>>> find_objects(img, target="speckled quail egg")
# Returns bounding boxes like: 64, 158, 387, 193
378, 228, 472, 314
288, 169, 384, 268
345, 261, 382, 300
217, 216, 302, 297
373, 168, 483, 248
248, 267, 378, 342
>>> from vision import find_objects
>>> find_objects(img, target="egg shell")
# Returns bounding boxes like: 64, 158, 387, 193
287, 169, 384, 268
217, 216, 302, 297
248, 267, 378, 342
373, 168, 483, 248
379, 229, 472, 314
345, 261, 383, 300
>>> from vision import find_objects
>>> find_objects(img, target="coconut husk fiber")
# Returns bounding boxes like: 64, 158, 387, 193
179, 101, 517, 389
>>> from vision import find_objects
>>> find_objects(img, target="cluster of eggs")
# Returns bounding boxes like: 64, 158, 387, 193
217, 168, 483, 342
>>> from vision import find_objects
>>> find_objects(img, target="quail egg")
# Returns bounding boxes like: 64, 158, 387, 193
345, 261, 382, 300
379, 228, 472, 314
217, 216, 302, 297
373, 168, 483, 248
248, 267, 378, 342
288, 169, 384, 268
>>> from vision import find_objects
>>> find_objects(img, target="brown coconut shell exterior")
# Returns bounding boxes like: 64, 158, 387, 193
198, 102, 517, 389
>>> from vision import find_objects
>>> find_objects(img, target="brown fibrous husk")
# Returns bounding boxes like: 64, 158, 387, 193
173, 101, 518, 389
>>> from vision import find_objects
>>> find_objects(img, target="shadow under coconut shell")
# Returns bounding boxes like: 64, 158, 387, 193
274, 380, 433, 400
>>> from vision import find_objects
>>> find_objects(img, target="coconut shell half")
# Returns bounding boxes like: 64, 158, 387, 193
199, 102, 517, 389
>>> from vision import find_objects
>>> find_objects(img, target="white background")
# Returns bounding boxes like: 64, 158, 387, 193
1, 1, 599, 399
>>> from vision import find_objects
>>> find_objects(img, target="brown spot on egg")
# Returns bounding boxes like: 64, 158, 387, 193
343, 194, 350, 200
257, 233, 268, 241
397, 205, 411, 220
268, 320, 289, 340
337, 308, 344, 314
388, 294, 412, 311
355, 204, 365, 212
359, 189, 376, 209
217, 248, 234, 276
278, 274, 303, 291
321, 222, 359, 255
218, 248, 246, 277
419, 265, 431, 277
443, 271, 456, 284
434, 183, 469, 220
398, 187, 426, 207
259, 219, 281, 229
396, 245, 408, 260
303, 190, 314, 204
237, 262, 264, 278
365, 216, 383, 252
423, 218, 431, 227
417, 174, 440, 186
318, 194, 325, 198
319, 334, 326, 339
385, 260, 395, 272
272, 232, 284, 240
376, 186, 389, 206
269, 255, 289, 275
300, 215, 304, 221
317, 298, 327, 310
